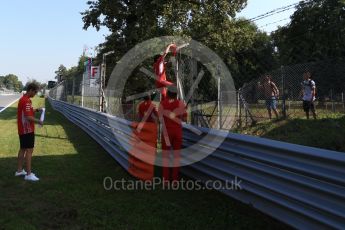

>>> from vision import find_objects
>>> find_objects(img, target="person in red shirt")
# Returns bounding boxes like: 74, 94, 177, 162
15, 83, 43, 182
153, 44, 177, 100
138, 94, 158, 123
158, 86, 187, 182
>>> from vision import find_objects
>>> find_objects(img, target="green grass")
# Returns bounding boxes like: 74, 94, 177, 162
0, 97, 291, 229
234, 113, 345, 152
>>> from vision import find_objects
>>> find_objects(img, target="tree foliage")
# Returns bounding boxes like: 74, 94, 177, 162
272, 0, 345, 65
54, 55, 88, 84
81, 0, 277, 89
54, 64, 68, 82
0, 74, 23, 92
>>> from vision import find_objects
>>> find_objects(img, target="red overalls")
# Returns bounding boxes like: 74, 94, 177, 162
158, 98, 187, 181
128, 100, 158, 181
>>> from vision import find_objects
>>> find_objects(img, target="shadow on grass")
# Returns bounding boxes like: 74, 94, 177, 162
0, 99, 292, 229
0, 155, 291, 230
261, 116, 345, 152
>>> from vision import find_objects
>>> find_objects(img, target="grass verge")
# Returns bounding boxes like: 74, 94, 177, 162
0, 97, 291, 229
234, 113, 345, 152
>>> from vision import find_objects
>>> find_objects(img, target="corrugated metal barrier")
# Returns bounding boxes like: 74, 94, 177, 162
48, 98, 345, 230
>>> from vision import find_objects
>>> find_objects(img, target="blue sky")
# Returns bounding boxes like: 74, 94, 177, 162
0, 0, 301, 85
238, 0, 302, 32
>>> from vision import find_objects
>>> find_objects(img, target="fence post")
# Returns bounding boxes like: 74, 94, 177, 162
64, 80, 68, 102
331, 89, 335, 113
341, 92, 345, 110
100, 63, 105, 112
72, 77, 75, 104
245, 108, 248, 127
238, 90, 242, 127
81, 73, 85, 108
281, 65, 287, 118
217, 68, 222, 129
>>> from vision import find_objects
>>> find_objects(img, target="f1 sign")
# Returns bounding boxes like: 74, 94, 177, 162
91, 66, 100, 79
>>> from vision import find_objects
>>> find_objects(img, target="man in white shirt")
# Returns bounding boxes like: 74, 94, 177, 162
301, 71, 317, 120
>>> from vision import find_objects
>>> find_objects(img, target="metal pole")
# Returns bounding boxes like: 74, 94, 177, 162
238, 90, 242, 127
72, 77, 75, 104
331, 89, 335, 113
101, 51, 115, 112
176, 55, 180, 99
237, 90, 240, 127
81, 73, 85, 107
65, 80, 68, 102
217, 65, 221, 129
176, 54, 185, 101
191, 58, 196, 125
281, 65, 287, 118
245, 107, 248, 127
100, 62, 104, 112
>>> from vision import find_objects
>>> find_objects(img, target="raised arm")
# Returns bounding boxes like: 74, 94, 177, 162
162, 44, 176, 58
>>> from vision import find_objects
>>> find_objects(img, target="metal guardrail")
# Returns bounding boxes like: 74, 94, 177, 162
48, 97, 345, 230
0, 92, 19, 96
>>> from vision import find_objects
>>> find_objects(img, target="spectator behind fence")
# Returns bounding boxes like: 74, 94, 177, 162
301, 71, 317, 120
258, 75, 280, 120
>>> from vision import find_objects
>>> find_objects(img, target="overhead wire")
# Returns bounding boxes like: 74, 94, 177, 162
247, 0, 313, 23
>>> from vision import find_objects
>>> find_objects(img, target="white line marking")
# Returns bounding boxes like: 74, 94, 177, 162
0, 97, 20, 113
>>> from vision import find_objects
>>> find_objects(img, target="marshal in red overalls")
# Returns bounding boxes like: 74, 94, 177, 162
128, 97, 158, 181
153, 44, 177, 100
158, 87, 187, 182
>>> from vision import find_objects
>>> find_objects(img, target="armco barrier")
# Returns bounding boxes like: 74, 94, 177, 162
48, 98, 345, 230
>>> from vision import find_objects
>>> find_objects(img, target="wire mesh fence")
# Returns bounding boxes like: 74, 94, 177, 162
102, 48, 238, 129
49, 72, 102, 111
176, 53, 237, 130
237, 59, 345, 126
49, 57, 345, 131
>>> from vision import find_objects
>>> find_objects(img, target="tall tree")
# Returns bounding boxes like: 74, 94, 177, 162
272, 0, 345, 65
2, 74, 23, 92
54, 64, 68, 82
81, 0, 277, 90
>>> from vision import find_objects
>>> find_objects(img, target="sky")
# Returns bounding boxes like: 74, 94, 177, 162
0, 0, 301, 85
238, 0, 302, 32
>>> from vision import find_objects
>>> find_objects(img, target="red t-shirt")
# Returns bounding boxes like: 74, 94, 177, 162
138, 100, 158, 123
159, 98, 187, 130
17, 95, 35, 135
